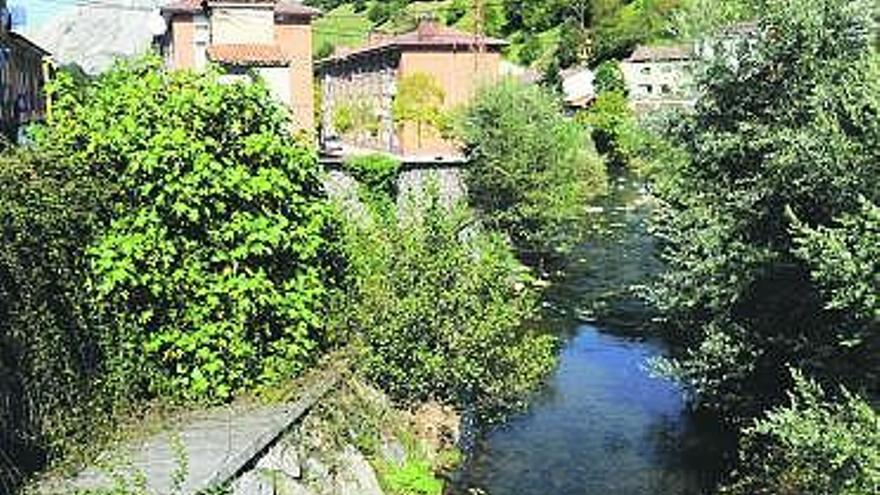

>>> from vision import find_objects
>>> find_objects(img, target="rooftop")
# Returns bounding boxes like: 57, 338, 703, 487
625, 44, 694, 63
161, 0, 321, 17
317, 20, 508, 66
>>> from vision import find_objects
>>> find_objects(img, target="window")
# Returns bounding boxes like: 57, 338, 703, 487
639, 84, 653, 95
640, 65, 651, 75
661, 84, 672, 95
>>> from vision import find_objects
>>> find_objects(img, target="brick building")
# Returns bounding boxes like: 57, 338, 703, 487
158, 0, 320, 132
0, 1, 50, 138
315, 21, 506, 159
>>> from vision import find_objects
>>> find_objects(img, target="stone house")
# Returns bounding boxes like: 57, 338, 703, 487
0, 1, 50, 138
315, 20, 506, 159
158, 0, 320, 133
620, 44, 696, 113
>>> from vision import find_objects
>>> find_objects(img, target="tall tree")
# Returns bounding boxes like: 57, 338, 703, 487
651, 0, 880, 421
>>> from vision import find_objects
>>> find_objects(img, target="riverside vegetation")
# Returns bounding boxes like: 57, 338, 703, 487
0, 55, 600, 492
646, 0, 880, 492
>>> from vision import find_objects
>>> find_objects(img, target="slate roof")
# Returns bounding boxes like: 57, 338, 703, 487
206, 43, 291, 65
625, 44, 694, 63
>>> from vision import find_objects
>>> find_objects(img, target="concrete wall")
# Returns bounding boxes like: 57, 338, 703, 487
211, 7, 274, 44
171, 15, 195, 70
275, 18, 315, 133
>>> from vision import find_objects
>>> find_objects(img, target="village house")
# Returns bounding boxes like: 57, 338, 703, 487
158, 0, 320, 133
0, 0, 51, 139
620, 43, 696, 113
315, 20, 506, 160
622, 22, 759, 113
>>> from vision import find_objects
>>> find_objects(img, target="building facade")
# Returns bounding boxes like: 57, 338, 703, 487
316, 21, 506, 158
0, 1, 50, 138
620, 44, 696, 113
158, 0, 320, 132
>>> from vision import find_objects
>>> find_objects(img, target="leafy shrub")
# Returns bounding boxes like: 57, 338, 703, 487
593, 60, 626, 95
333, 188, 557, 421
723, 372, 880, 495
39, 56, 335, 402
0, 149, 114, 491
343, 153, 401, 208
577, 90, 646, 170
458, 80, 607, 266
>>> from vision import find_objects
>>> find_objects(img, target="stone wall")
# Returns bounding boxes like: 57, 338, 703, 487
322, 164, 467, 214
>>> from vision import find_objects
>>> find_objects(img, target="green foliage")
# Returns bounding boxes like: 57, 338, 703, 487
594, 60, 626, 95
40, 56, 335, 402
459, 80, 607, 265
670, 0, 758, 40
792, 200, 880, 323
590, 0, 683, 63
379, 458, 443, 495
392, 73, 446, 149
333, 100, 381, 138
650, 0, 880, 420
0, 148, 114, 492
333, 189, 557, 420
723, 371, 880, 495
578, 91, 644, 170
343, 154, 401, 208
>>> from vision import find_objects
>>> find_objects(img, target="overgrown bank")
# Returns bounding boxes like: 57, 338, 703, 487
1, 57, 608, 493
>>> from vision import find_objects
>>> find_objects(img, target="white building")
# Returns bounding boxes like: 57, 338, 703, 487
561, 65, 595, 109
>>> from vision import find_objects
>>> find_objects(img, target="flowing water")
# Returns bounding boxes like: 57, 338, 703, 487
452, 175, 731, 495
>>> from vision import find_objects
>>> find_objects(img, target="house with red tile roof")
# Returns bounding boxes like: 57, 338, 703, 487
315, 20, 507, 159
158, 0, 320, 133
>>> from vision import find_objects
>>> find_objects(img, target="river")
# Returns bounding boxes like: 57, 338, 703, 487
451, 175, 731, 495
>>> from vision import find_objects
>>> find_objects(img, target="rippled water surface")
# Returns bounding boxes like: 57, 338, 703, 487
452, 176, 729, 495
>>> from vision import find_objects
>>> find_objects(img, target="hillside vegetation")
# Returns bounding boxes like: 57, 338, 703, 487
308, 0, 761, 71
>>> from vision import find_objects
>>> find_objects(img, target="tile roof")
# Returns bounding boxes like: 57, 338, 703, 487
206, 43, 292, 66
274, 1, 322, 17
161, 0, 202, 14
625, 44, 694, 63
161, 1, 321, 17
317, 21, 508, 65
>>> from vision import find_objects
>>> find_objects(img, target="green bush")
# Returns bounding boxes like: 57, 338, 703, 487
458, 80, 607, 267
333, 189, 557, 421
39, 56, 335, 402
343, 153, 401, 208
0, 149, 113, 491
723, 372, 880, 495
577, 90, 646, 170
593, 60, 627, 95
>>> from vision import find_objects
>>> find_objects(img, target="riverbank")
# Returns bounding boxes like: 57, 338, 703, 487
451, 174, 731, 495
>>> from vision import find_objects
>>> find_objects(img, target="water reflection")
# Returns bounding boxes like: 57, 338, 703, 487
451, 175, 729, 495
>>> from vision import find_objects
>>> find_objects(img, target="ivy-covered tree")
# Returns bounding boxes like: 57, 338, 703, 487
651, 0, 880, 421
39, 57, 336, 402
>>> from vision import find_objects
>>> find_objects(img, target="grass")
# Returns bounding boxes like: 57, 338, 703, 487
312, 4, 374, 57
